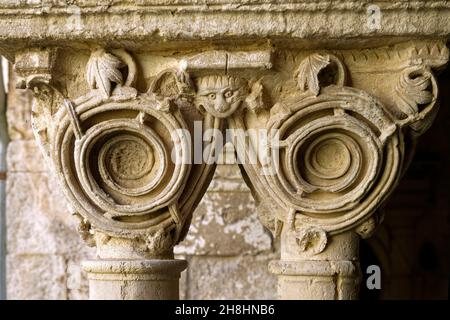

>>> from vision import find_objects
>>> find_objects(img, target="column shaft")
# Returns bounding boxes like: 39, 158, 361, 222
82, 259, 187, 300
270, 232, 361, 300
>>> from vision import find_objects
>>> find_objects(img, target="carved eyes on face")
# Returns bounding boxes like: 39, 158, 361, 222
224, 90, 234, 98
197, 88, 242, 118
207, 89, 234, 101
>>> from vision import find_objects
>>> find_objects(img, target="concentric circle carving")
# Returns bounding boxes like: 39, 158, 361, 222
305, 135, 353, 180
260, 85, 401, 233
79, 120, 167, 202
302, 133, 360, 189
101, 135, 154, 181
52, 98, 191, 237
286, 119, 374, 202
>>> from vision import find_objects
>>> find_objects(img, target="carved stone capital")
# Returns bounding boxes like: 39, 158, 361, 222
13, 48, 218, 260
185, 42, 449, 299
2, 1, 450, 300
199, 43, 448, 255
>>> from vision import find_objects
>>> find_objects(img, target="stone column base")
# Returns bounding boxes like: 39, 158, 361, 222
82, 259, 187, 300
269, 260, 361, 300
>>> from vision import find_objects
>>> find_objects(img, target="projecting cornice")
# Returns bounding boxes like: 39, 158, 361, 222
1, 1, 450, 59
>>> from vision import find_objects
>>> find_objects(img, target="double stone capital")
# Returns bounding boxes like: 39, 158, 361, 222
1, 1, 449, 299
9, 42, 447, 299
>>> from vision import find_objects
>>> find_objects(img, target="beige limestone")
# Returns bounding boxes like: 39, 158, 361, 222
6, 140, 95, 300
186, 255, 278, 300
6, 70, 34, 140
1, 1, 450, 300
2, 1, 450, 57
7, 254, 68, 300
82, 259, 187, 300
270, 231, 360, 299
175, 162, 273, 256
7, 140, 46, 172
5, 83, 274, 299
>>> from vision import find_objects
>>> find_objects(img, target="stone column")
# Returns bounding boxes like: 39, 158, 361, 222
270, 231, 361, 300
172, 45, 448, 299
1, 1, 450, 300
82, 259, 187, 300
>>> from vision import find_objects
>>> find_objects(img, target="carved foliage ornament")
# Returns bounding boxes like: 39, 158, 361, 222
225, 56, 398, 255
395, 65, 439, 135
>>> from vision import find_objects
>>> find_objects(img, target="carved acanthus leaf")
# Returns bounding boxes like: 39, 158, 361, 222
86, 49, 124, 97
27, 47, 220, 258
296, 53, 330, 96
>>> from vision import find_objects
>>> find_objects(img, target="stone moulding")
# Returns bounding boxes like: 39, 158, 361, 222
1, 1, 450, 300
2, 1, 450, 58
82, 259, 187, 299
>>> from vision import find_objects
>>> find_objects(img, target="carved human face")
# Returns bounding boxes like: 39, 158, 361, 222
195, 76, 247, 118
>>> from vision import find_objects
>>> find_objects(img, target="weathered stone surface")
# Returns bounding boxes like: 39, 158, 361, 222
7, 42, 449, 300
175, 164, 273, 256
66, 260, 89, 300
1, 0, 450, 301
6, 68, 33, 140
5, 69, 92, 300
6, 171, 94, 257
5, 170, 93, 300
178, 267, 188, 301
2, 1, 450, 57
186, 255, 278, 300
7, 140, 46, 172
7, 254, 67, 300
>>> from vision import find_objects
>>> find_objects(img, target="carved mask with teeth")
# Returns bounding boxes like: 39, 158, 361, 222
194, 75, 248, 118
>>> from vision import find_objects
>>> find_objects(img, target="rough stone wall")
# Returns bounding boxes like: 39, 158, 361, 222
4, 66, 450, 300
175, 150, 278, 299
5, 68, 95, 300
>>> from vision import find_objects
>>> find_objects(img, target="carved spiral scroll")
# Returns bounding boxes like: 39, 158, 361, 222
52, 98, 191, 237
233, 85, 402, 234
395, 65, 439, 135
